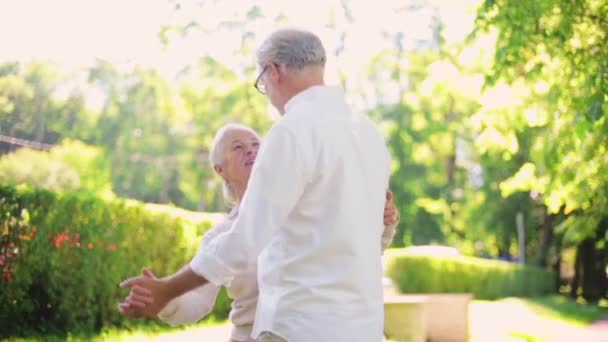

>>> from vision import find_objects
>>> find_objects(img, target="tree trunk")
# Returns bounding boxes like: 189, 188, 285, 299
579, 238, 599, 302
595, 217, 608, 299
552, 232, 562, 292
570, 242, 581, 298
572, 217, 608, 302
537, 210, 556, 267
446, 154, 456, 185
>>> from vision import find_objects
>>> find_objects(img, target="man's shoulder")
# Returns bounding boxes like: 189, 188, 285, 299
271, 110, 316, 139
281, 105, 316, 127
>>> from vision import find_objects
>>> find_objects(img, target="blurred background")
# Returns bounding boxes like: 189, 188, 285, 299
0, 0, 607, 341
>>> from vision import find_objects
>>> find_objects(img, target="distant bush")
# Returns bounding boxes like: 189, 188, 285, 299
0, 184, 229, 337
0, 140, 113, 197
384, 249, 556, 299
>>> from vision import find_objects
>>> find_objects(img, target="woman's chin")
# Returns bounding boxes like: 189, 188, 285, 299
243, 166, 253, 177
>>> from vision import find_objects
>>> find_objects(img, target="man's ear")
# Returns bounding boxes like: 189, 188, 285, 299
270, 63, 281, 83
214, 165, 223, 175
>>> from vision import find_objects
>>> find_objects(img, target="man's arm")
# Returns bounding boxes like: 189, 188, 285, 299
119, 266, 219, 323
118, 265, 210, 318
157, 281, 220, 326
118, 221, 229, 319
118, 125, 307, 318
189, 125, 308, 285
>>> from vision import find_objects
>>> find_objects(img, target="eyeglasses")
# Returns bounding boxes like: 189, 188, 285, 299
253, 65, 269, 95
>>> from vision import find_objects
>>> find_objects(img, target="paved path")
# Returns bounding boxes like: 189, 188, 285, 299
143, 324, 394, 341
147, 324, 232, 341
469, 299, 608, 342
138, 302, 608, 342
589, 316, 608, 335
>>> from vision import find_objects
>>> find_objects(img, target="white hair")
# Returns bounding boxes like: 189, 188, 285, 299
209, 123, 260, 205
256, 29, 326, 70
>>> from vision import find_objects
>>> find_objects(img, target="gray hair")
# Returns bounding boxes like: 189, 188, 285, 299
256, 29, 326, 70
209, 123, 261, 205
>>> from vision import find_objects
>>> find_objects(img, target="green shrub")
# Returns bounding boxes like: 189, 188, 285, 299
384, 249, 556, 299
0, 184, 230, 337
0, 140, 113, 197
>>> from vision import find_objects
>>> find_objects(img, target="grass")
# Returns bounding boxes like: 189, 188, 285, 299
90, 319, 230, 342
523, 295, 608, 326
3, 318, 228, 342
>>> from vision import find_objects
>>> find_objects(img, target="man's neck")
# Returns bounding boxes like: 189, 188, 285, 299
280, 80, 326, 115
281, 79, 328, 115
286, 65, 325, 97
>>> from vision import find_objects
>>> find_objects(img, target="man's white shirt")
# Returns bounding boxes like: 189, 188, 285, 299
190, 85, 391, 342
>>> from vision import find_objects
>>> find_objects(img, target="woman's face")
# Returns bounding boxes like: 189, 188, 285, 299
214, 128, 261, 186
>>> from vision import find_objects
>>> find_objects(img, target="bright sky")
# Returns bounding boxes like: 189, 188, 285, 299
0, 0, 480, 112
0, 0, 477, 74
0, 0, 176, 73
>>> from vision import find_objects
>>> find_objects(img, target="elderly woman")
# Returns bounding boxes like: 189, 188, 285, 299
120, 123, 399, 342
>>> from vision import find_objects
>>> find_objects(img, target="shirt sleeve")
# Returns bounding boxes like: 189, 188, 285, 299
190, 125, 308, 286
157, 283, 221, 326
157, 218, 230, 325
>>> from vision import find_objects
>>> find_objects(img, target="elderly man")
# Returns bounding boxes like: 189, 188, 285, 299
119, 29, 392, 342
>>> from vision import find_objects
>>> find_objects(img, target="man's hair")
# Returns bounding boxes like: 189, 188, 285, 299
256, 29, 326, 70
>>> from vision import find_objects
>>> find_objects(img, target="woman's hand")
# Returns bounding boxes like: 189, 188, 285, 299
118, 268, 169, 319
384, 190, 399, 227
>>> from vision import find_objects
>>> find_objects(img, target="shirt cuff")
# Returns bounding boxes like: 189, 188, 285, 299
157, 299, 179, 320
190, 251, 235, 287
381, 221, 398, 251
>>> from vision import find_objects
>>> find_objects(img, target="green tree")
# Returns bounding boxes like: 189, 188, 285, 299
0, 139, 113, 196
178, 57, 271, 211
88, 62, 190, 206
475, 0, 608, 301
0, 61, 92, 153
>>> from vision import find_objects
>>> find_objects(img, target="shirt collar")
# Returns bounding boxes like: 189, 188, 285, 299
284, 85, 344, 114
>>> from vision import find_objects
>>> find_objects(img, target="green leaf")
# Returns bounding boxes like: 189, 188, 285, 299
586, 94, 604, 121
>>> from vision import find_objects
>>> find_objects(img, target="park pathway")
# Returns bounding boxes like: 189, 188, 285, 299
138, 304, 608, 342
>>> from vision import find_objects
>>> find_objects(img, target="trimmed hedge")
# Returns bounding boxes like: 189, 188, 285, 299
384, 249, 557, 300
0, 185, 230, 337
